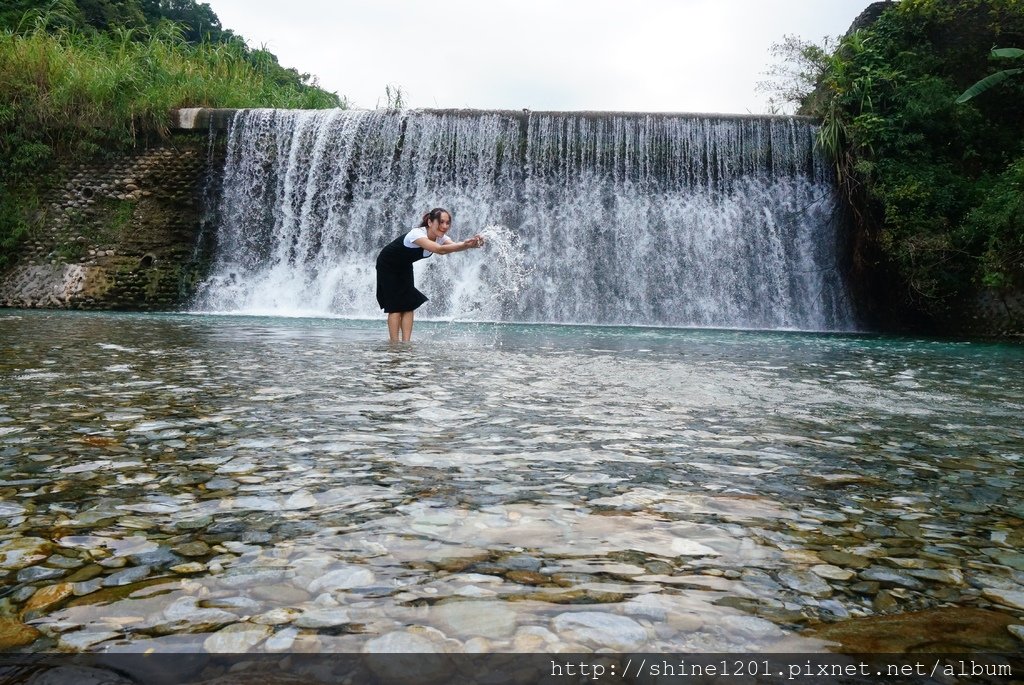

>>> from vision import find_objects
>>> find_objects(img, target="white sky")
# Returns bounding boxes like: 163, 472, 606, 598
201, 0, 871, 113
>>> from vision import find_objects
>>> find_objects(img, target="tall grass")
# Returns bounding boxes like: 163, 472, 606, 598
0, 20, 343, 263
1, 22, 341, 151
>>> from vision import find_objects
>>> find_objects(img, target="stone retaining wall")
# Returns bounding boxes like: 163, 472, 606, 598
0, 133, 222, 310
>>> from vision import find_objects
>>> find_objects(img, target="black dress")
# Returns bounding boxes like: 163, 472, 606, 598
375, 232, 430, 313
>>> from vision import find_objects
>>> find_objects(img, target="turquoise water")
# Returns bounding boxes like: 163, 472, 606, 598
1, 310, 1022, 653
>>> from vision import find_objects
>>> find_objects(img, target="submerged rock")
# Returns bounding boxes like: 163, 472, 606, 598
551, 611, 648, 651
432, 600, 517, 639
981, 588, 1024, 610
778, 569, 833, 598
807, 607, 1020, 652
22, 582, 74, 617
0, 537, 52, 570
203, 622, 273, 653
0, 618, 41, 649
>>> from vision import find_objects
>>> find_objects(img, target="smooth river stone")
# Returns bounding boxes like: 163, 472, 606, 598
172, 541, 211, 557
203, 623, 273, 653
811, 564, 856, 581
22, 583, 74, 616
859, 567, 924, 589
102, 565, 151, 587
294, 607, 350, 628
363, 632, 452, 685
0, 618, 41, 649
986, 550, 1024, 571
58, 630, 120, 651
252, 608, 301, 626
907, 568, 964, 585
45, 554, 86, 569
982, 588, 1024, 610
264, 626, 299, 652
818, 550, 871, 569
777, 569, 833, 598
0, 537, 52, 570
154, 597, 239, 633
171, 562, 206, 574
551, 611, 648, 651
17, 565, 67, 582
308, 567, 375, 593
431, 601, 517, 639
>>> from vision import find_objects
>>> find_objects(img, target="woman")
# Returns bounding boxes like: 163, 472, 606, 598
375, 208, 484, 342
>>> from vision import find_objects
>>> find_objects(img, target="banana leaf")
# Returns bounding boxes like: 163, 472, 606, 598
992, 48, 1024, 59
956, 68, 1024, 103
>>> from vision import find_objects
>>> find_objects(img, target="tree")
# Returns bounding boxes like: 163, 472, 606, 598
138, 0, 236, 44
756, 34, 838, 114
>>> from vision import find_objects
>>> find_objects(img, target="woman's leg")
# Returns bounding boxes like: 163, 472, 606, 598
387, 312, 403, 342
400, 311, 415, 341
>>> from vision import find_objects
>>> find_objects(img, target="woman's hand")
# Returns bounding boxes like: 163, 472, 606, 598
464, 234, 485, 248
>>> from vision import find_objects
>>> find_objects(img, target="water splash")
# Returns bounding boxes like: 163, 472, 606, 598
193, 109, 855, 331
478, 224, 531, 311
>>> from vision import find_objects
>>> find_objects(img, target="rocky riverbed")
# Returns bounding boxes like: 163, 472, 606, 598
1, 311, 1022, 655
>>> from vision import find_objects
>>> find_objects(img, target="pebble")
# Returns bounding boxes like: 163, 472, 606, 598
308, 567, 375, 593
45, 554, 86, 570
907, 568, 964, 585
294, 607, 350, 628
58, 630, 121, 651
172, 541, 211, 557
170, 562, 206, 574
0, 538, 52, 570
252, 608, 301, 625
149, 597, 238, 635
551, 611, 648, 651
819, 550, 871, 569
72, 578, 104, 596
102, 565, 151, 587
513, 625, 560, 651
362, 632, 451, 683
264, 626, 299, 652
128, 548, 181, 568
982, 588, 1024, 610
17, 565, 67, 582
859, 567, 924, 589
811, 564, 855, 581
218, 568, 288, 588
432, 601, 517, 639
22, 583, 74, 616
200, 596, 262, 613
203, 623, 273, 653
0, 618, 41, 649
778, 569, 833, 598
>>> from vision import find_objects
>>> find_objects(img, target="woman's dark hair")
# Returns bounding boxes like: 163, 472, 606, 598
419, 207, 451, 227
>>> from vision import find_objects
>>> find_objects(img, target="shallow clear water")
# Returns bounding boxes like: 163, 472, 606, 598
1, 310, 1022, 653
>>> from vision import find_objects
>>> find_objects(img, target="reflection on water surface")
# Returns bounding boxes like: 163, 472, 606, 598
1, 311, 1022, 654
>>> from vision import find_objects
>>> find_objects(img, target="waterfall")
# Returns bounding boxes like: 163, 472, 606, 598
192, 108, 854, 330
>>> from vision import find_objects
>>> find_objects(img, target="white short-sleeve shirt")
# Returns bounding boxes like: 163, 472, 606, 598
404, 227, 454, 257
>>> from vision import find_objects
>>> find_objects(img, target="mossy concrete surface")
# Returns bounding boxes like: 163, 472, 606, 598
0, 132, 222, 310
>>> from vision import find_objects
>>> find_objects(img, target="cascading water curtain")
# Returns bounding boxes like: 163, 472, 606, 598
192, 109, 855, 331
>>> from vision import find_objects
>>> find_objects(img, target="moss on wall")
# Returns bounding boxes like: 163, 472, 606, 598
0, 132, 223, 310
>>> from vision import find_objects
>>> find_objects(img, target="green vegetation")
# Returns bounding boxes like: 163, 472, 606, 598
957, 47, 1024, 102
797, 0, 1024, 319
0, 0, 344, 267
